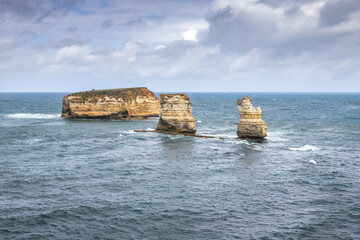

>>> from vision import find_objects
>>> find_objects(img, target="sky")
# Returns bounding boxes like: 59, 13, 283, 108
0, 0, 359, 92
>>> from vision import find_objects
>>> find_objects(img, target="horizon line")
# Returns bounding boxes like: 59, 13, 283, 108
0, 91, 360, 94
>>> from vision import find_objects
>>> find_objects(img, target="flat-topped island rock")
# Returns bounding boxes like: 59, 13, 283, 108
61, 87, 160, 119
237, 96, 267, 139
156, 93, 196, 134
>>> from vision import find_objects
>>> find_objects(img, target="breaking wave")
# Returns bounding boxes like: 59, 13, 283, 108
289, 145, 318, 151
5, 113, 61, 119
308, 159, 318, 165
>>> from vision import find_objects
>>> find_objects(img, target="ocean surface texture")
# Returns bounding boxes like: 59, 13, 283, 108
0, 93, 359, 240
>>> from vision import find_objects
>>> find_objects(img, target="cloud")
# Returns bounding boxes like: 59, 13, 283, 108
33, 36, 85, 50
101, 19, 115, 28
0, 0, 359, 92
203, 0, 360, 58
119, 18, 146, 27
319, 0, 360, 27
0, 37, 16, 65
181, 29, 198, 41
54, 45, 89, 62
0, 0, 83, 21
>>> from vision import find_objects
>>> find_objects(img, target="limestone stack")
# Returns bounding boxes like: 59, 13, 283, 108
156, 94, 196, 134
61, 87, 160, 119
237, 96, 267, 139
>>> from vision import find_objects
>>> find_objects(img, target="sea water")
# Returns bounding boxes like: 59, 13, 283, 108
0, 93, 359, 239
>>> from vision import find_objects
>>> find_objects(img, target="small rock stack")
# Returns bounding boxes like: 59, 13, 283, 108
156, 94, 196, 134
237, 96, 267, 139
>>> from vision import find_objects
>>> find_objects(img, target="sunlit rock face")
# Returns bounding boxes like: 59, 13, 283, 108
61, 87, 160, 119
237, 96, 267, 139
156, 93, 196, 134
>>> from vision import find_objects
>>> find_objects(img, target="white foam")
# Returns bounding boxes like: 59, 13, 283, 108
215, 133, 238, 139
119, 130, 136, 135
266, 131, 290, 142
267, 136, 289, 142
197, 120, 202, 123
22, 138, 43, 144
251, 145, 263, 150
226, 140, 251, 145
289, 145, 318, 151
5, 113, 61, 119
308, 159, 317, 165
209, 146, 219, 150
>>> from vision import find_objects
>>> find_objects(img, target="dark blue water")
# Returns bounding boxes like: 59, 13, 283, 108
0, 93, 359, 239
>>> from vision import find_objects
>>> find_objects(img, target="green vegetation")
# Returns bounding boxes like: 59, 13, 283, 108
69, 87, 147, 100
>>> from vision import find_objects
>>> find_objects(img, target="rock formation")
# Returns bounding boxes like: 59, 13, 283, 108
61, 87, 160, 119
156, 94, 196, 134
237, 96, 267, 139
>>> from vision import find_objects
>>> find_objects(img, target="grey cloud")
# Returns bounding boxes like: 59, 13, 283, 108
204, 6, 274, 54
202, 0, 360, 59
67, 26, 78, 32
101, 19, 115, 28
50, 37, 85, 49
102, 18, 149, 29
319, 0, 360, 27
0, 38, 16, 62
119, 18, 146, 27
284, 5, 301, 17
33, 36, 85, 51
0, 0, 83, 21
257, 0, 320, 7
0, 38, 15, 52
19, 31, 37, 41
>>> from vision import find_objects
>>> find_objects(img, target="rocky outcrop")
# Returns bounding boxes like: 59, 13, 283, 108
237, 96, 267, 139
61, 87, 160, 119
156, 94, 196, 133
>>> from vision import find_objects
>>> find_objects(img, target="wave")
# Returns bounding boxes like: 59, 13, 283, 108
119, 130, 136, 135
267, 136, 289, 142
214, 133, 238, 139
5, 113, 61, 119
308, 159, 317, 165
289, 145, 318, 151
21, 138, 43, 144
225, 140, 251, 145
119, 129, 151, 136
266, 131, 291, 142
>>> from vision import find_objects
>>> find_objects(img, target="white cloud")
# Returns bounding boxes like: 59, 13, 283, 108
155, 44, 166, 50
181, 29, 198, 41
54, 45, 89, 62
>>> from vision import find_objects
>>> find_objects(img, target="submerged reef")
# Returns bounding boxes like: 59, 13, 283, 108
156, 93, 196, 134
237, 96, 267, 139
61, 87, 160, 119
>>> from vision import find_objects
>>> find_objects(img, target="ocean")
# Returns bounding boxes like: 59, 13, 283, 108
0, 92, 359, 239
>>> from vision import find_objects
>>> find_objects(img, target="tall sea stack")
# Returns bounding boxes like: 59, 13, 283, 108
156, 94, 196, 134
237, 96, 267, 139
61, 87, 160, 120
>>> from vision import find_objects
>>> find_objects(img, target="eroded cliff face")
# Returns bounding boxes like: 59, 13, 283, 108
61, 87, 160, 119
156, 94, 196, 133
237, 96, 267, 139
